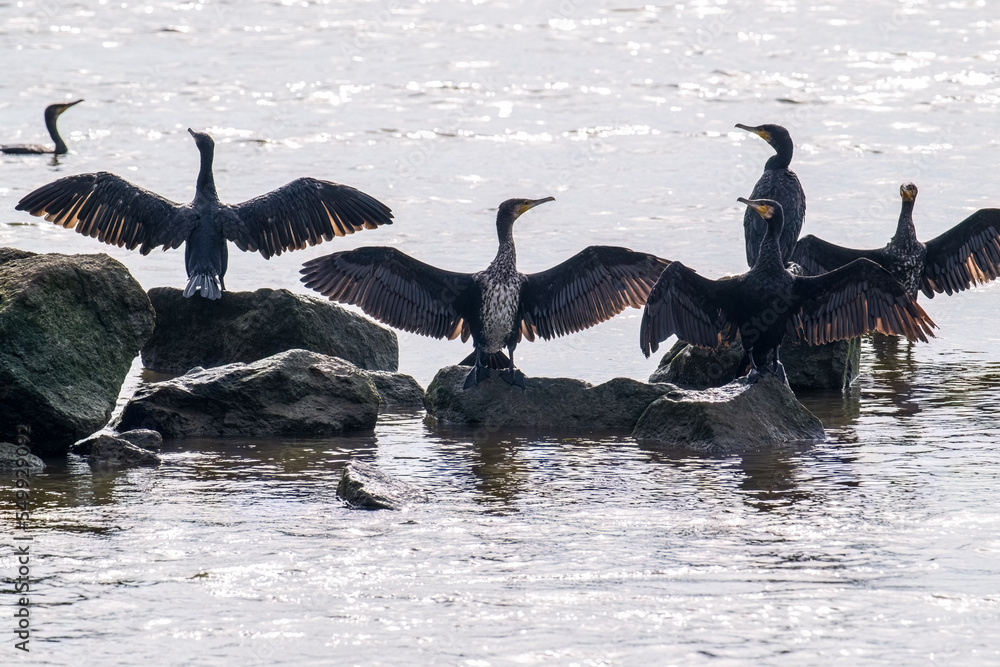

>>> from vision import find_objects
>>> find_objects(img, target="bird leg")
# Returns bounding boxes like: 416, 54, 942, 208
772, 346, 787, 383
500, 346, 526, 389
463, 347, 492, 390
745, 346, 761, 384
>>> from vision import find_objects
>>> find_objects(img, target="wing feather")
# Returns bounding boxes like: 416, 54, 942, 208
790, 234, 883, 276
922, 208, 1000, 297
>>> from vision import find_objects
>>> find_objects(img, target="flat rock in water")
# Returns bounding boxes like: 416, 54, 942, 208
86, 433, 161, 471
424, 365, 675, 430
632, 373, 826, 454
337, 460, 428, 510
141, 287, 398, 374
649, 336, 860, 392
114, 349, 381, 438
0, 250, 155, 456
72, 428, 163, 455
0, 442, 45, 473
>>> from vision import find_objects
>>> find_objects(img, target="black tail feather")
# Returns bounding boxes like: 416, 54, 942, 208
184, 273, 222, 300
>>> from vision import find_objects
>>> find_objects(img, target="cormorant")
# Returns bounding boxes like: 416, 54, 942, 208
301, 197, 671, 389
736, 123, 806, 267
15, 128, 393, 299
2, 100, 83, 155
640, 198, 935, 380
792, 182, 1000, 299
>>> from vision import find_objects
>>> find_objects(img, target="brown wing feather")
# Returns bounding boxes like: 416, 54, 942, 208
300, 246, 476, 340
921, 208, 1000, 297
226, 178, 392, 258
519, 245, 670, 341
639, 262, 741, 357
791, 258, 936, 344
15, 171, 184, 253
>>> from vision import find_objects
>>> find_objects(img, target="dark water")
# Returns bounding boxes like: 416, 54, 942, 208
2, 0, 1000, 664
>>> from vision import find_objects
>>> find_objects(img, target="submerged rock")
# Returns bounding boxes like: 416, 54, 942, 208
141, 287, 398, 374
337, 460, 428, 510
72, 428, 163, 455
83, 433, 161, 471
114, 349, 381, 438
649, 336, 860, 392
0, 442, 45, 473
365, 371, 426, 412
424, 365, 675, 430
0, 250, 155, 456
632, 372, 825, 454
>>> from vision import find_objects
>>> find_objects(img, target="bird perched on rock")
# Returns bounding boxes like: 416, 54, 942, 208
15, 128, 393, 299
736, 123, 806, 267
640, 197, 935, 381
2, 99, 83, 155
791, 182, 1000, 299
301, 197, 671, 389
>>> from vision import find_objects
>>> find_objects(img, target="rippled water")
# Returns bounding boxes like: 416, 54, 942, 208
2, 0, 1000, 664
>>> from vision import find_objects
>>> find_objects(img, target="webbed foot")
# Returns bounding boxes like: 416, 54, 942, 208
500, 367, 526, 389
462, 363, 491, 390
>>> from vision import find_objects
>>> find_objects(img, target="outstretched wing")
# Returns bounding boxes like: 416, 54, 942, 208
791, 258, 936, 344
518, 245, 670, 341
790, 234, 883, 276
15, 171, 185, 253
921, 208, 1000, 297
300, 247, 477, 340
225, 178, 393, 259
639, 262, 741, 357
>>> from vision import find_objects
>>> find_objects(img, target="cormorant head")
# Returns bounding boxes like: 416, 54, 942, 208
899, 182, 918, 202
187, 128, 216, 153
44, 99, 83, 123
735, 123, 793, 161
738, 197, 784, 235
496, 197, 555, 224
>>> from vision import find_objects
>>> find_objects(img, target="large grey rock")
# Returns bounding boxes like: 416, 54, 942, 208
424, 365, 675, 430
0, 442, 45, 473
85, 433, 161, 471
632, 373, 825, 454
72, 428, 162, 455
337, 460, 428, 510
649, 336, 860, 392
140, 287, 398, 374
0, 250, 155, 456
114, 349, 381, 438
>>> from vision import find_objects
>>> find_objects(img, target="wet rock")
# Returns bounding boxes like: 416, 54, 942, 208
114, 349, 381, 438
424, 365, 675, 430
140, 287, 398, 374
86, 433, 161, 470
0, 442, 45, 473
0, 250, 156, 456
337, 460, 428, 510
72, 428, 163, 455
366, 371, 426, 411
632, 373, 826, 455
649, 336, 860, 392
118, 429, 163, 451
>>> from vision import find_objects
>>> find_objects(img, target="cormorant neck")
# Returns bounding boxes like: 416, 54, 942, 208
496, 217, 515, 248
764, 146, 792, 171
893, 198, 917, 242
196, 142, 218, 199
46, 114, 67, 155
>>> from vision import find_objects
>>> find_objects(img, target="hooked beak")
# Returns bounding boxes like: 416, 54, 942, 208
57, 99, 84, 115
735, 123, 771, 143
900, 182, 918, 202
518, 196, 555, 216
737, 196, 771, 218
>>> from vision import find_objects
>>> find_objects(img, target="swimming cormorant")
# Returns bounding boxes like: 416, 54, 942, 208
2, 100, 83, 155
736, 123, 806, 267
791, 182, 1000, 299
640, 198, 935, 380
301, 197, 671, 389
15, 128, 393, 299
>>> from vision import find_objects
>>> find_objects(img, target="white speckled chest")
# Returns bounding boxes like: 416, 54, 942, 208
476, 272, 521, 353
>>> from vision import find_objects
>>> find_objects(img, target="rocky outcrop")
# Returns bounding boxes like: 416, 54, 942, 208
0, 442, 45, 473
114, 349, 381, 438
649, 337, 860, 392
140, 287, 398, 374
81, 433, 161, 471
632, 372, 825, 454
0, 250, 155, 456
424, 365, 675, 430
337, 460, 428, 510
